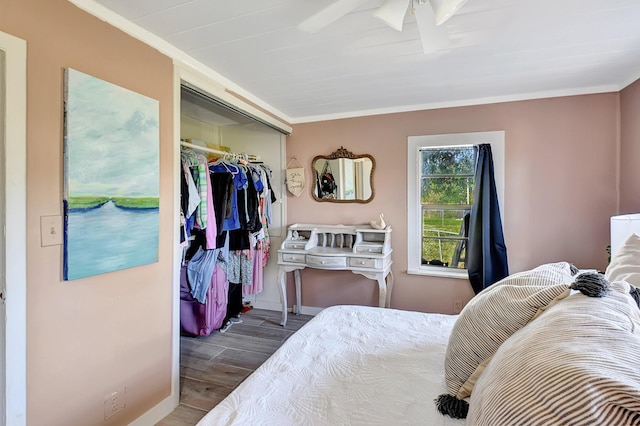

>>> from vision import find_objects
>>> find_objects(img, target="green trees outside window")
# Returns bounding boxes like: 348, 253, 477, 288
420, 146, 477, 268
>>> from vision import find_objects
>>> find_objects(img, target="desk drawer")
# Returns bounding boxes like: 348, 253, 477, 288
283, 241, 307, 250
349, 257, 379, 269
306, 255, 346, 269
281, 253, 306, 264
355, 244, 383, 254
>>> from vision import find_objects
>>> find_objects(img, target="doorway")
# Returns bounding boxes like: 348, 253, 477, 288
0, 30, 27, 426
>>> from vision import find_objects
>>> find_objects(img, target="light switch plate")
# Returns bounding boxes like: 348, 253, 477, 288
40, 215, 63, 246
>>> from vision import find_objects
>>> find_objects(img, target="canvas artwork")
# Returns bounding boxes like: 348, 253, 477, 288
63, 68, 160, 280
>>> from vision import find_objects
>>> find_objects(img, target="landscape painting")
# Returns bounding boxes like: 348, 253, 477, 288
63, 68, 159, 280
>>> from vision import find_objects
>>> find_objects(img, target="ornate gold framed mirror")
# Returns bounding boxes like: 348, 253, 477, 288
312, 147, 375, 203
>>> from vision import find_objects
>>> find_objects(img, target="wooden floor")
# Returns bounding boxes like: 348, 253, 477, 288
156, 308, 314, 426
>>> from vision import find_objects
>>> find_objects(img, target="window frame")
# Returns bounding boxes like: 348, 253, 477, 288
407, 131, 505, 278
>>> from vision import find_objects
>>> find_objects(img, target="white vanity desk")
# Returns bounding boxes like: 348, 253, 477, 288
277, 223, 393, 326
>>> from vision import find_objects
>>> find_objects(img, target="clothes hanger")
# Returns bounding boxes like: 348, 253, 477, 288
180, 148, 206, 167
210, 152, 239, 175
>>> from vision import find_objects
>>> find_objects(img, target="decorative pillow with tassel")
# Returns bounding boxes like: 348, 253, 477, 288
467, 278, 639, 425
435, 262, 609, 419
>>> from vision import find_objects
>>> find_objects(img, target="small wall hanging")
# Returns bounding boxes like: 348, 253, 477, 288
285, 157, 306, 197
63, 68, 160, 280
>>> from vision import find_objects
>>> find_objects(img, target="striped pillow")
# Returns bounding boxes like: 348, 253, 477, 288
468, 280, 640, 425
442, 263, 575, 403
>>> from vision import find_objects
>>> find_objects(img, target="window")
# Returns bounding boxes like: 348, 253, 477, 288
407, 131, 505, 278
421, 145, 477, 269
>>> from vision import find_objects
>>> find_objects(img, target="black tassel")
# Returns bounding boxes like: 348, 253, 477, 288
435, 394, 469, 419
569, 263, 580, 275
569, 272, 610, 297
629, 286, 640, 309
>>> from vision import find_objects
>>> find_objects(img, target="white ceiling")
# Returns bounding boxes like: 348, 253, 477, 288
89, 0, 640, 123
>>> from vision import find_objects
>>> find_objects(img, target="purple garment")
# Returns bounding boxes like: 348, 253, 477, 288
180, 265, 229, 336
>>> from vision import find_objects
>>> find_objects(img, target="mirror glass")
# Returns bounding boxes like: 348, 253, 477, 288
312, 147, 375, 203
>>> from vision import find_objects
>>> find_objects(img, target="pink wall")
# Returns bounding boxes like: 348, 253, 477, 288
0, 0, 635, 421
287, 94, 620, 313
620, 79, 640, 213
1, 1, 175, 424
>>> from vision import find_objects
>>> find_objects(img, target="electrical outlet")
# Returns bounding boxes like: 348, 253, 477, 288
104, 386, 126, 420
453, 299, 464, 314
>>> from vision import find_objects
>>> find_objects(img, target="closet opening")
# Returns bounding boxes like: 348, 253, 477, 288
178, 81, 288, 336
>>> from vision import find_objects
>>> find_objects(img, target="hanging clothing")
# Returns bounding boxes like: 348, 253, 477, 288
181, 146, 276, 329
223, 282, 244, 325
182, 162, 200, 217
240, 166, 262, 233
227, 251, 254, 286
180, 148, 218, 249
209, 171, 233, 239
243, 247, 264, 295
253, 165, 273, 266
185, 229, 227, 303
180, 143, 277, 335
204, 167, 217, 249
211, 161, 247, 232
186, 247, 218, 304
194, 160, 209, 229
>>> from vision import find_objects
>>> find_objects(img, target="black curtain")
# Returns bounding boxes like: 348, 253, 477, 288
467, 144, 508, 294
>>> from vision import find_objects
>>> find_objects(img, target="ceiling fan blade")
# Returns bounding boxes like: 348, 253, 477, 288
414, 2, 449, 54
429, 0, 468, 25
298, 0, 370, 33
374, 0, 411, 32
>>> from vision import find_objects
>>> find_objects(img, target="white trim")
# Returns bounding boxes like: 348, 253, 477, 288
65, 0, 294, 129
253, 300, 289, 313
296, 306, 323, 316
170, 66, 182, 413
406, 267, 470, 279
0, 30, 27, 426
406, 131, 505, 277
128, 395, 177, 426
292, 85, 619, 124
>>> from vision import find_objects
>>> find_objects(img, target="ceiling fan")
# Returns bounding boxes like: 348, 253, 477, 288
298, 0, 468, 54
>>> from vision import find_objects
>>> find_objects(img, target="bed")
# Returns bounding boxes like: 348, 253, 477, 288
197, 235, 640, 426
197, 305, 461, 425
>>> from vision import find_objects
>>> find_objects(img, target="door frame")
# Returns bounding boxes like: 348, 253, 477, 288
0, 30, 27, 426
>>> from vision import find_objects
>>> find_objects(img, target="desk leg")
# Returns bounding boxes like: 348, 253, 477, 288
385, 270, 394, 308
354, 270, 388, 309
294, 269, 302, 315
376, 274, 387, 308
277, 267, 288, 326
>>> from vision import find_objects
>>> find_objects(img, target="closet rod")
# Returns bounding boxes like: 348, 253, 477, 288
180, 140, 261, 162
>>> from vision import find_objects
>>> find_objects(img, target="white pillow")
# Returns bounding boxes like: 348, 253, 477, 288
605, 233, 640, 286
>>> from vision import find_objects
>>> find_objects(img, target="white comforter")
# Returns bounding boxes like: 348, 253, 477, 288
197, 305, 461, 426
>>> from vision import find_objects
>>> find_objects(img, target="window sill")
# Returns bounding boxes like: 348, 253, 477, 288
407, 267, 469, 280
